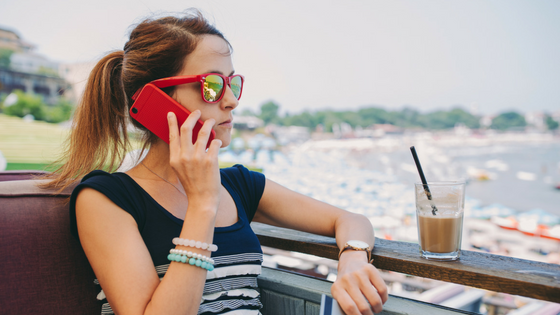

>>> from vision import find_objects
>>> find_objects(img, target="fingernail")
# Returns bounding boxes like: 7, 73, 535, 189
167, 112, 173, 118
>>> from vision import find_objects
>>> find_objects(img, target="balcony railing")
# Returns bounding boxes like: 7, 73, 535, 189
1, 171, 559, 315
252, 222, 560, 304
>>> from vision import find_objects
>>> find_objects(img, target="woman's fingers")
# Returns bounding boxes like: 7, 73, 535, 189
167, 112, 179, 145
331, 288, 360, 315
368, 267, 389, 304
332, 263, 388, 314
332, 284, 373, 315
206, 139, 223, 157
194, 118, 216, 151
167, 112, 181, 164
357, 274, 384, 314
179, 110, 202, 149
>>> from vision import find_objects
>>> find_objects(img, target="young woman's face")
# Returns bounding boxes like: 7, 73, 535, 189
172, 35, 238, 147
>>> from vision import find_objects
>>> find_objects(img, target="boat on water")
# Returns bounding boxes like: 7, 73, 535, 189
491, 209, 560, 242
490, 216, 518, 231
466, 167, 495, 181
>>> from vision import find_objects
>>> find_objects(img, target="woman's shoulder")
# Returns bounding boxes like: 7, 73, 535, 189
80, 170, 131, 184
220, 164, 265, 192
70, 170, 147, 238
71, 170, 141, 207
220, 164, 263, 181
75, 170, 138, 193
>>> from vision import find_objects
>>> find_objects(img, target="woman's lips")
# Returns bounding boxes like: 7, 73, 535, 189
219, 119, 233, 128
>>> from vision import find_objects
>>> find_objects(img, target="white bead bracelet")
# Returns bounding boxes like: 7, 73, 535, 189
172, 237, 218, 252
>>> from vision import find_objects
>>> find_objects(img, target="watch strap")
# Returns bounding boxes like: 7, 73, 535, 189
338, 243, 373, 263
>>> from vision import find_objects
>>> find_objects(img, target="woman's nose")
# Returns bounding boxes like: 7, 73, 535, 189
221, 85, 239, 110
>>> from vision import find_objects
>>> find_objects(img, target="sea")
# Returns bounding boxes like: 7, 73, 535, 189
220, 132, 560, 223
353, 141, 560, 216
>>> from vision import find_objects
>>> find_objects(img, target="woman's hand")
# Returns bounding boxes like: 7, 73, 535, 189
331, 251, 388, 314
167, 110, 222, 211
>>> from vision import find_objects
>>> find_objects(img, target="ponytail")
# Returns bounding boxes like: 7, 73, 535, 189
42, 51, 129, 190
41, 10, 229, 191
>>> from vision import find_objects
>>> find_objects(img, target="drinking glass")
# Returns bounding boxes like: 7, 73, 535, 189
415, 181, 466, 261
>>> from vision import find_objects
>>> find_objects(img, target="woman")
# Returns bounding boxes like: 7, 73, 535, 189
45, 10, 387, 315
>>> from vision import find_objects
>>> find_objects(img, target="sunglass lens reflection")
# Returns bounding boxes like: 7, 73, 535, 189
204, 75, 224, 102
231, 76, 242, 99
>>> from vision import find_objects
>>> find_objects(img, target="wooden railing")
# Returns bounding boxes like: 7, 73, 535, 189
251, 222, 560, 304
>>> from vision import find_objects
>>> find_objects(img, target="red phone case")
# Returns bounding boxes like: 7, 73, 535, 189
129, 84, 216, 148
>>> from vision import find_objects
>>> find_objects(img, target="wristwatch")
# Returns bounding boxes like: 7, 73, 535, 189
338, 240, 373, 263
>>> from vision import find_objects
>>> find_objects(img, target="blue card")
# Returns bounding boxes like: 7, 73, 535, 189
320, 294, 345, 315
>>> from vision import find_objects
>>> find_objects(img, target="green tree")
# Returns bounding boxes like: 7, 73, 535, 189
395, 107, 421, 127
239, 108, 256, 116
545, 115, 559, 130
357, 107, 391, 125
3, 90, 47, 120
282, 110, 317, 128
259, 101, 280, 125
0, 48, 13, 68
321, 111, 344, 132
491, 111, 526, 130
422, 110, 451, 129
46, 98, 74, 123
339, 111, 362, 128
420, 108, 480, 130
447, 108, 480, 129
270, 105, 484, 131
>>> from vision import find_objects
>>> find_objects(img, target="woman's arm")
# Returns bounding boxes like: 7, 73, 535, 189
76, 111, 223, 315
254, 179, 388, 315
76, 188, 215, 315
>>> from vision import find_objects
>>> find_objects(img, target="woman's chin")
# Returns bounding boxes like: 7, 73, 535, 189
218, 137, 231, 148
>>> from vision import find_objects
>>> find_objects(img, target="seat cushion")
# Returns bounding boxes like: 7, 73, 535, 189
0, 170, 49, 182
0, 179, 101, 314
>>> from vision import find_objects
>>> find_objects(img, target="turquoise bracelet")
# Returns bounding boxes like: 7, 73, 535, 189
167, 249, 214, 271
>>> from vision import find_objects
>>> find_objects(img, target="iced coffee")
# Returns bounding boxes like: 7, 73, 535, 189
415, 181, 465, 261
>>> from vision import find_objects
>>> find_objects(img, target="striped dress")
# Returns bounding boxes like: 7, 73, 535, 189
70, 165, 266, 314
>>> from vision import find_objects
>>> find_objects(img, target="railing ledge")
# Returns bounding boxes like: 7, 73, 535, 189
252, 222, 560, 303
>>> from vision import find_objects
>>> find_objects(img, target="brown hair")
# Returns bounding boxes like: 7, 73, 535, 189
42, 9, 229, 190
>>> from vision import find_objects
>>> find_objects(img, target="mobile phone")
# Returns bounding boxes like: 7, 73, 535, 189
129, 83, 216, 148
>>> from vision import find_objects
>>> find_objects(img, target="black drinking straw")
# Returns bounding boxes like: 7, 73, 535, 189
410, 146, 438, 215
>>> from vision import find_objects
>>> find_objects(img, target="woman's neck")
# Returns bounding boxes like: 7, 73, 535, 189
129, 140, 177, 184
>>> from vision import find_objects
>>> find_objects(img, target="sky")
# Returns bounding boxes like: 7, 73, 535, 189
1, 0, 559, 116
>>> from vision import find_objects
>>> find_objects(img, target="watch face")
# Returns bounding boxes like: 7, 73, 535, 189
347, 240, 369, 249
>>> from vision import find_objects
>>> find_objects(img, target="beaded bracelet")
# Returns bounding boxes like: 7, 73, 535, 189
172, 237, 218, 252
170, 249, 215, 264
167, 249, 215, 271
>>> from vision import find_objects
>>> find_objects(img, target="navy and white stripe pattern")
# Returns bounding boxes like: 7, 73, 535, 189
199, 253, 263, 314
95, 253, 263, 314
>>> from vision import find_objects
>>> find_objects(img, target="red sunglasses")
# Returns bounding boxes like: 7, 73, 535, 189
132, 73, 244, 103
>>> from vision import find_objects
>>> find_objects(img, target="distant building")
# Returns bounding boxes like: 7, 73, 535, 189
10, 52, 59, 75
232, 115, 264, 130
525, 111, 546, 131
0, 26, 34, 53
0, 68, 71, 104
270, 125, 310, 145
552, 110, 560, 124
0, 25, 71, 104
480, 115, 494, 128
